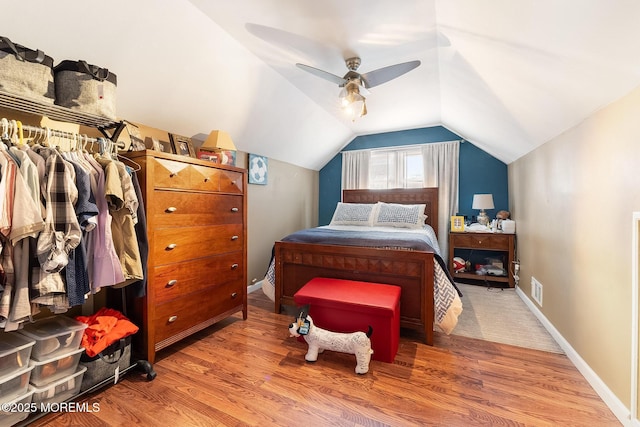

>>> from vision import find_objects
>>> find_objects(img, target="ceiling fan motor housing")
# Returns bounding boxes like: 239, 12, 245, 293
345, 57, 361, 71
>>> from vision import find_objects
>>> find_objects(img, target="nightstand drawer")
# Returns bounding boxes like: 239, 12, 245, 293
451, 233, 510, 250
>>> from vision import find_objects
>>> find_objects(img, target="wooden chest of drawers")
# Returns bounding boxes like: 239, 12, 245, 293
124, 151, 247, 363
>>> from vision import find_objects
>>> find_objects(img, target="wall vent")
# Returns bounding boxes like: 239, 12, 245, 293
531, 277, 543, 306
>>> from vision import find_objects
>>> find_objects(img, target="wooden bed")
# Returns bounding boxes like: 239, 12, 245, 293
274, 187, 440, 345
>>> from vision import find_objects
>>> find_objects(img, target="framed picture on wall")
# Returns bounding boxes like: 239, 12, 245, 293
248, 154, 268, 185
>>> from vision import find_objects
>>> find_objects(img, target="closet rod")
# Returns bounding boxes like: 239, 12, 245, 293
2, 119, 125, 149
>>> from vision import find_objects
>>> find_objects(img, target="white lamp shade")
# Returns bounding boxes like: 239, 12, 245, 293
472, 194, 494, 210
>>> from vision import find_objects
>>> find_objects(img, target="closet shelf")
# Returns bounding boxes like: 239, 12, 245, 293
0, 90, 117, 128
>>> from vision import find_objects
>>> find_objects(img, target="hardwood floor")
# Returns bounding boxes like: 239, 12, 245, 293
27, 290, 620, 426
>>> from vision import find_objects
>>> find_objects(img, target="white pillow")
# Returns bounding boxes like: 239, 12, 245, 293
373, 202, 427, 229
330, 203, 377, 226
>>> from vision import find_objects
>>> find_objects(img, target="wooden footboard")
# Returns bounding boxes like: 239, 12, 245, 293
275, 241, 435, 345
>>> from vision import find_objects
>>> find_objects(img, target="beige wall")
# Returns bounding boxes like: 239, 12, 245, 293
510, 84, 640, 408
236, 152, 319, 286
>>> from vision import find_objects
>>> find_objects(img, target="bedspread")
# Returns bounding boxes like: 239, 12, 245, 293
261, 226, 463, 334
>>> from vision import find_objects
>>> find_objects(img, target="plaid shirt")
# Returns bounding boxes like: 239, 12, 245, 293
34, 147, 81, 274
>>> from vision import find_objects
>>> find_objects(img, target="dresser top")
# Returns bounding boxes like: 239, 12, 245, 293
124, 149, 246, 173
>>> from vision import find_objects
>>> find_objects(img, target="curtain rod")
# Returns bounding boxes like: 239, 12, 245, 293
340, 139, 463, 154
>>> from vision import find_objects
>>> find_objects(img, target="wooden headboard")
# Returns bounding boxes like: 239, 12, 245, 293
342, 188, 439, 238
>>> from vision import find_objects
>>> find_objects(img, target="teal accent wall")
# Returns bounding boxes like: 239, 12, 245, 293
318, 126, 508, 225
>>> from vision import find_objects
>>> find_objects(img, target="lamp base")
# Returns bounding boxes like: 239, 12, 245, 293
477, 211, 490, 226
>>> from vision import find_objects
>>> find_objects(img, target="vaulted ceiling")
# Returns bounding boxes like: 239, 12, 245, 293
4, 1, 640, 170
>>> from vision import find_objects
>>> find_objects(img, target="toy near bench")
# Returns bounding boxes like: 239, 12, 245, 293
293, 277, 401, 363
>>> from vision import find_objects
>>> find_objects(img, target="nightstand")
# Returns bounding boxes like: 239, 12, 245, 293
448, 232, 516, 287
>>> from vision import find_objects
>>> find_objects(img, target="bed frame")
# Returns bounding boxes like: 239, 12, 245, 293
274, 188, 439, 345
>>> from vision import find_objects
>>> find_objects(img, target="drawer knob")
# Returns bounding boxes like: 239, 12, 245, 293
231, 292, 237, 299
166, 279, 177, 287
231, 235, 239, 241
231, 207, 239, 212
231, 263, 239, 270
168, 315, 178, 323
204, 177, 210, 182
165, 206, 177, 213
169, 172, 177, 178
166, 243, 177, 250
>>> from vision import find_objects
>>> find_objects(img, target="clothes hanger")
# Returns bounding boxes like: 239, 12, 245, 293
1, 118, 8, 141
16, 121, 23, 146
117, 152, 141, 173
0, 119, 9, 149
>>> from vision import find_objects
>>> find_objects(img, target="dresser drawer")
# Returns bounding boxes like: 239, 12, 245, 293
154, 281, 244, 344
151, 191, 243, 227
451, 233, 510, 250
219, 170, 243, 194
153, 224, 243, 265
152, 253, 244, 304
151, 158, 192, 190
190, 165, 221, 192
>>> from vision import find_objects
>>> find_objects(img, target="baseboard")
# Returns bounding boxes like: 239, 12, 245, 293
515, 286, 630, 426
247, 280, 263, 294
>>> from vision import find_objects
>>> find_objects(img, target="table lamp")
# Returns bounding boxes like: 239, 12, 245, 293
201, 130, 236, 165
472, 194, 494, 226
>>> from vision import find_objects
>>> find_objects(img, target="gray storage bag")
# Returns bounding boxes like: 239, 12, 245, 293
54, 60, 117, 120
0, 36, 55, 103
79, 336, 131, 392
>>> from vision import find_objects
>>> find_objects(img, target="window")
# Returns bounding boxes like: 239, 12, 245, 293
369, 147, 424, 189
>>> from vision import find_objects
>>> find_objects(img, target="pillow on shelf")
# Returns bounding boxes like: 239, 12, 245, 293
329, 203, 377, 226
373, 202, 427, 229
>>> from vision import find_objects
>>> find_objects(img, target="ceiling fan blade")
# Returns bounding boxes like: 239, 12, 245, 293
360, 60, 421, 88
296, 63, 346, 86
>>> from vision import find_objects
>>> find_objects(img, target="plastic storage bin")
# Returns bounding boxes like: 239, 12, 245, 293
0, 365, 33, 403
29, 347, 84, 387
0, 332, 34, 381
31, 366, 86, 406
18, 316, 87, 361
0, 389, 35, 426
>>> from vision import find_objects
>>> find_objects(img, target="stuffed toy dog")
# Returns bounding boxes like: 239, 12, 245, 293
289, 312, 373, 374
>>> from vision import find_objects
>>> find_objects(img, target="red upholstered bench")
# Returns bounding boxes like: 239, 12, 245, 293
293, 277, 401, 363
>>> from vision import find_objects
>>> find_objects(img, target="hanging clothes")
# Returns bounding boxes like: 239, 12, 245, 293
63, 155, 98, 307
33, 146, 82, 273
95, 142, 143, 285
128, 171, 148, 298
0, 119, 150, 328
82, 152, 125, 291
3, 146, 45, 330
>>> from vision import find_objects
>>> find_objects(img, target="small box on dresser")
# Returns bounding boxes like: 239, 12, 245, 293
123, 150, 248, 364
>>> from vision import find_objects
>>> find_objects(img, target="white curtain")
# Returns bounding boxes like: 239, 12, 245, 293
341, 141, 460, 262
421, 141, 460, 260
342, 150, 370, 189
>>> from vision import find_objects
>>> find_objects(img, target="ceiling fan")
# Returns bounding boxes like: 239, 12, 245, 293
296, 57, 421, 120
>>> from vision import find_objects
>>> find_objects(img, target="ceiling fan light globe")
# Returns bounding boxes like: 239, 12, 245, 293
343, 98, 366, 121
